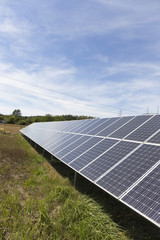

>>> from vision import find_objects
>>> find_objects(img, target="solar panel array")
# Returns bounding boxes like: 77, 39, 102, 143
20, 114, 160, 228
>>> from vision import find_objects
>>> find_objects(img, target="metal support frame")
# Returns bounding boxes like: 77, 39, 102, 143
74, 171, 77, 187
43, 149, 45, 156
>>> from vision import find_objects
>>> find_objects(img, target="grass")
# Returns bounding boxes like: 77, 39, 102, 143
0, 130, 160, 239
0, 123, 22, 135
0, 133, 130, 240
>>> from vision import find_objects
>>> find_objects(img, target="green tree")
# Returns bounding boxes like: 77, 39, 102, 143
12, 109, 22, 117
44, 114, 53, 122
0, 114, 4, 121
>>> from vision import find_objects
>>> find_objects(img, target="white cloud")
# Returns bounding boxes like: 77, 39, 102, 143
0, 1, 160, 118
37, 0, 160, 39
0, 18, 19, 34
0, 59, 160, 117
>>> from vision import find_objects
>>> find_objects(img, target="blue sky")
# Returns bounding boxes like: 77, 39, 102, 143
0, 0, 160, 117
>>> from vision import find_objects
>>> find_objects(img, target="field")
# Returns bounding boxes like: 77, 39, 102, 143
0, 125, 160, 239
0, 123, 23, 135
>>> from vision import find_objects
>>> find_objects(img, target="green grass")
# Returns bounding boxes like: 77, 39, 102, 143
0, 133, 159, 239
0, 134, 129, 240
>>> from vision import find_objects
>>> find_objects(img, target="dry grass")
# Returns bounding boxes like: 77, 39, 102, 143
0, 123, 23, 135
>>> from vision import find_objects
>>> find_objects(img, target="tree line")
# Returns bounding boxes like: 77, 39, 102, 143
0, 109, 93, 125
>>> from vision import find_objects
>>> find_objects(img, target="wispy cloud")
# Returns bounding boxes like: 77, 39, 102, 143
0, 0, 160, 117
0, 59, 159, 117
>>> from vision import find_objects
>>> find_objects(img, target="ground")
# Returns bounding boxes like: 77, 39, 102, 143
0, 125, 159, 239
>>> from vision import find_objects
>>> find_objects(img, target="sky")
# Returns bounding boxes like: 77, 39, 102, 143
0, 0, 160, 118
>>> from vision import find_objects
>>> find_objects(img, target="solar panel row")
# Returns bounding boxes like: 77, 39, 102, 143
121, 163, 160, 224
20, 114, 160, 227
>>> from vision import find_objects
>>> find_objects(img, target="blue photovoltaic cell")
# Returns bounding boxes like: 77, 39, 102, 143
97, 116, 133, 137
61, 137, 102, 164
68, 119, 94, 133
46, 133, 75, 151
60, 120, 85, 132
88, 117, 119, 135
96, 144, 160, 197
33, 131, 54, 144
81, 141, 139, 181
80, 118, 109, 134
55, 135, 91, 159
59, 119, 89, 133
21, 128, 51, 144
72, 119, 99, 134
70, 138, 118, 171
60, 120, 84, 131
109, 115, 152, 139
122, 164, 160, 225
147, 131, 160, 144
27, 122, 52, 130
49, 134, 81, 154
38, 132, 64, 147
32, 121, 64, 131
126, 115, 160, 142
42, 132, 72, 149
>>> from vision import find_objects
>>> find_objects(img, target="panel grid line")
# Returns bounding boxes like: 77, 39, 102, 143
79, 140, 120, 172
78, 118, 102, 133
119, 160, 160, 200
94, 117, 122, 136
95, 143, 142, 183
105, 116, 136, 136
87, 117, 119, 135
68, 137, 104, 165
81, 118, 110, 135
146, 129, 160, 143
109, 115, 154, 139
123, 115, 154, 138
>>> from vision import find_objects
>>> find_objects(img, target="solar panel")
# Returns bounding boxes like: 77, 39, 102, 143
96, 144, 160, 198
80, 118, 109, 134
109, 115, 152, 139
35, 131, 59, 146
20, 114, 160, 228
81, 141, 139, 181
60, 120, 82, 132
36, 132, 65, 149
70, 138, 118, 171
55, 135, 91, 159
87, 117, 119, 135
73, 119, 100, 134
97, 116, 133, 137
61, 137, 102, 164
31, 121, 64, 131
47, 134, 80, 153
51, 134, 82, 155
21, 128, 50, 143
126, 115, 160, 142
43, 132, 73, 149
147, 130, 160, 144
67, 119, 94, 133
121, 164, 160, 226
